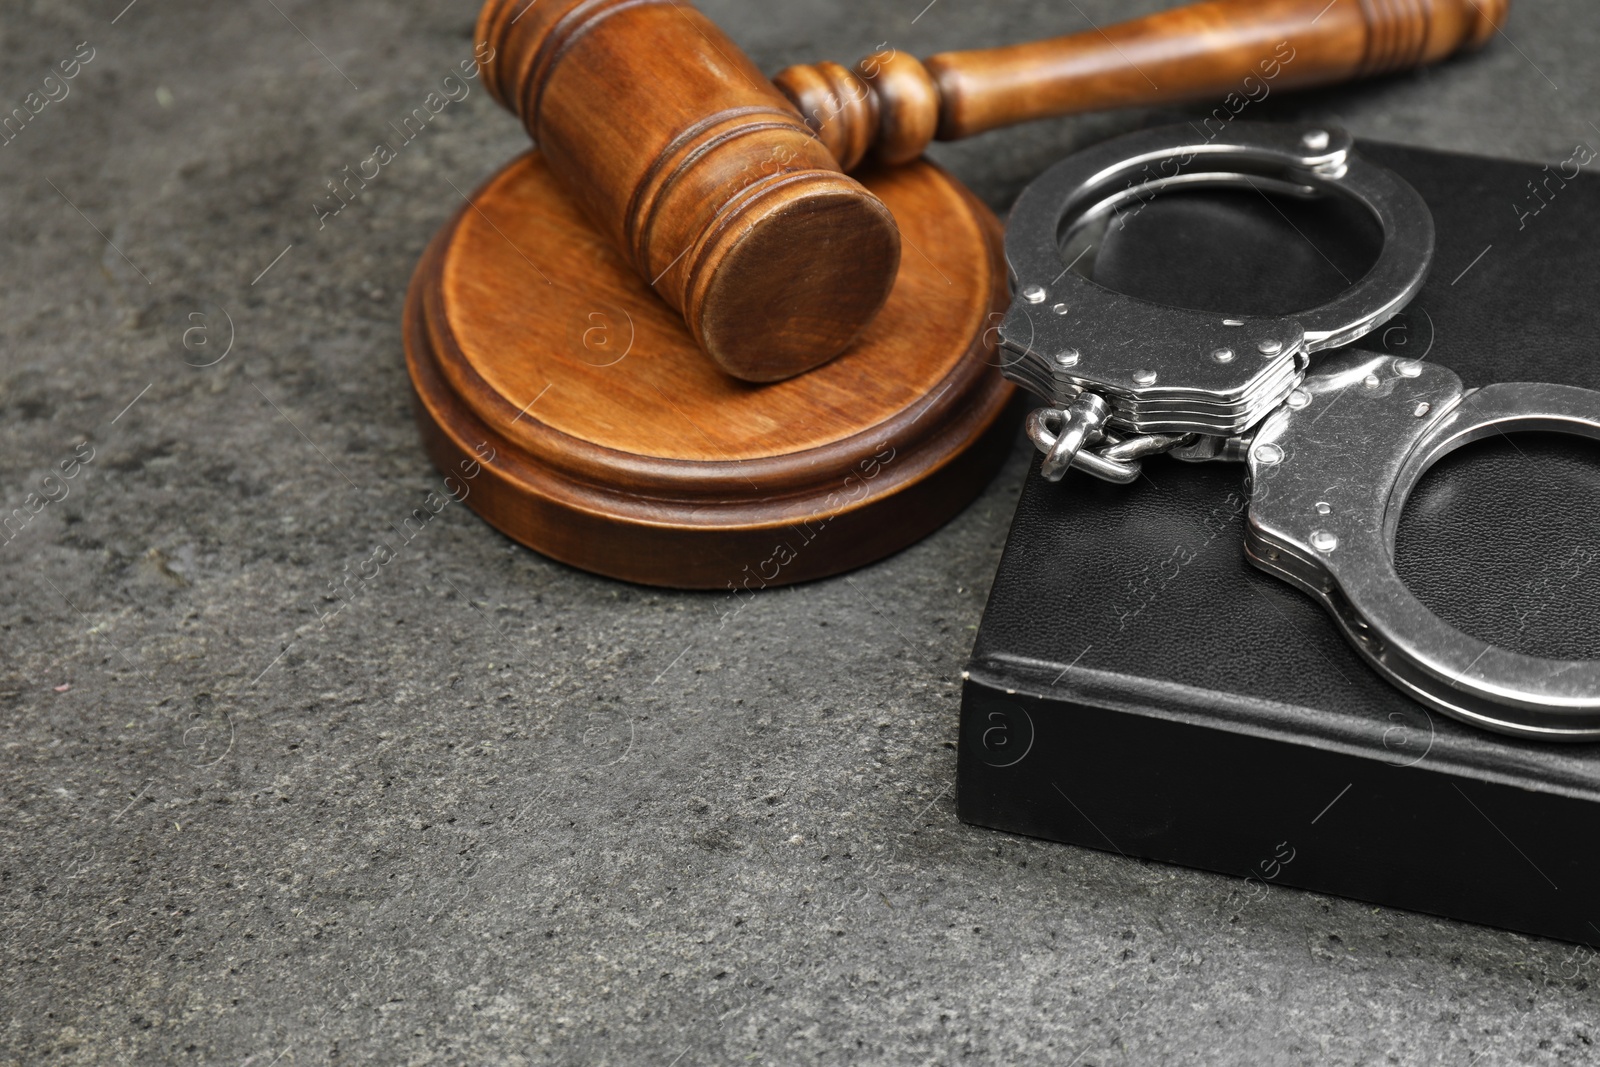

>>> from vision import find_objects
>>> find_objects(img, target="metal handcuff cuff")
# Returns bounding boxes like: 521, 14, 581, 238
997, 122, 1600, 742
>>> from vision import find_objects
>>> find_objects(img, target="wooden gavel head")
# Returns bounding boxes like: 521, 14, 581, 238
477, 0, 1508, 383
476, 0, 901, 382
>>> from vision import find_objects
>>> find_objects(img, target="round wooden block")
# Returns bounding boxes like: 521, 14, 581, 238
404, 151, 1016, 588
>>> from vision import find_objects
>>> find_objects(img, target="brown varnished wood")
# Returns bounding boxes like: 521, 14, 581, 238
767, 59, 879, 171
476, 0, 901, 384
404, 151, 1017, 589
776, 0, 1507, 164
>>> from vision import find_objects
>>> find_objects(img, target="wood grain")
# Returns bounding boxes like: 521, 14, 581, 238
476, 0, 900, 383
774, 0, 1509, 164
404, 151, 1017, 588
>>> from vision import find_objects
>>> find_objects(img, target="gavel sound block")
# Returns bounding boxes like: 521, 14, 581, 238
404, 153, 1015, 588
477, 0, 1505, 381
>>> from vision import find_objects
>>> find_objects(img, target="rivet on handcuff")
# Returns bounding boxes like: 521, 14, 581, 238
998, 121, 1600, 742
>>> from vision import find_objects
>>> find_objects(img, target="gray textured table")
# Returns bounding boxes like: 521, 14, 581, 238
3, 2, 1598, 1063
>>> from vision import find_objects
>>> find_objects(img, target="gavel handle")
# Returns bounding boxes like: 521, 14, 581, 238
774, 0, 1507, 168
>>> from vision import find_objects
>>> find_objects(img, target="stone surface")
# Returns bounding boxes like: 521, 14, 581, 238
2, 1, 1598, 1064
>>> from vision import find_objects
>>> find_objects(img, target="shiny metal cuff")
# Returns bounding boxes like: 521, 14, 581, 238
1248, 351, 1600, 741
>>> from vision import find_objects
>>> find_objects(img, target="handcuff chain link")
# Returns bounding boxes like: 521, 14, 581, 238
1024, 394, 1202, 485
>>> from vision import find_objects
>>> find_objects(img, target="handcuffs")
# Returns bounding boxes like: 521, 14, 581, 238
998, 122, 1600, 742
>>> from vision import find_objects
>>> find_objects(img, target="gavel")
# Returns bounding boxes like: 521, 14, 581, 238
477, 0, 1505, 382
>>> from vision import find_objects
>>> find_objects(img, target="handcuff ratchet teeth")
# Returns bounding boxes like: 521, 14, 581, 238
999, 122, 1600, 741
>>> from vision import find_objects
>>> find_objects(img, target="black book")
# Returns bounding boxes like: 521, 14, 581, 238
960, 138, 1600, 945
